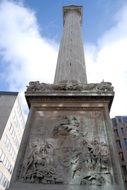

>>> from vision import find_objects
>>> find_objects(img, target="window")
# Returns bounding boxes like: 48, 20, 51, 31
119, 152, 124, 161
3, 177, 6, 187
3, 156, 7, 166
0, 172, 9, 188
114, 129, 119, 137
122, 165, 127, 176
124, 139, 127, 148
116, 140, 121, 149
1, 152, 5, 162
9, 122, 13, 131
0, 172, 2, 182
0, 149, 2, 159
0, 149, 13, 174
112, 119, 117, 126
0, 173, 4, 186
3, 135, 16, 160
9, 122, 20, 148
121, 128, 124, 135
118, 117, 122, 123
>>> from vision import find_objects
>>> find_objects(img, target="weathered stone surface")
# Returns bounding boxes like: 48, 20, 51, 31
7, 98, 125, 190
54, 6, 87, 84
26, 81, 114, 94
18, 111, 112, 186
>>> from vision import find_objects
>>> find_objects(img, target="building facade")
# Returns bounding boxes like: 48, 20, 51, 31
0, 92, 25, 190
112, 116, 127, 189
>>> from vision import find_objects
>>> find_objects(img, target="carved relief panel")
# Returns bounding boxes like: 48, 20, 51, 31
19, 110, 112, 186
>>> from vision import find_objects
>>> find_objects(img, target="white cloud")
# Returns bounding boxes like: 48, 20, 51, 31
0, 0, 58, 118
0, 0, 58, 92
86, 5, 127, 117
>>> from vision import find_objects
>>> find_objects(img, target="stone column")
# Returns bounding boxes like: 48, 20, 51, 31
54, 6, 87, 84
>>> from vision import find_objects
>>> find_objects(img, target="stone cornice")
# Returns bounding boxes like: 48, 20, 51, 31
25, 81, 114, 110
25, 81, 114, 95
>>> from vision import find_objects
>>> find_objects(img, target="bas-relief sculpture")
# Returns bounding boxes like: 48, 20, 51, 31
18, 111, 113, 186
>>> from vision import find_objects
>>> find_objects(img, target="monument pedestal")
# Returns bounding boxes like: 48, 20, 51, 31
8, 82, 125, 190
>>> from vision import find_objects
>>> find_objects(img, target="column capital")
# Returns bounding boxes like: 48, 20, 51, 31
63, 5, 83, 25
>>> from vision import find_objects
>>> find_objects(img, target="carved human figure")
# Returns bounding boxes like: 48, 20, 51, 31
22, 140, 54, 182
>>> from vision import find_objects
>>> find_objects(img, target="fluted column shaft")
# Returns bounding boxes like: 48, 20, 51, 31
54, 6, 87, 84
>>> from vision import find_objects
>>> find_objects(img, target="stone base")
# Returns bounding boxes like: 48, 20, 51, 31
8, 182, 123, 190
7, 88, 125, 190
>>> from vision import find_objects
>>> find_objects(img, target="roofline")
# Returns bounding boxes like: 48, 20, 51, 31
0, 91, 19, 96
